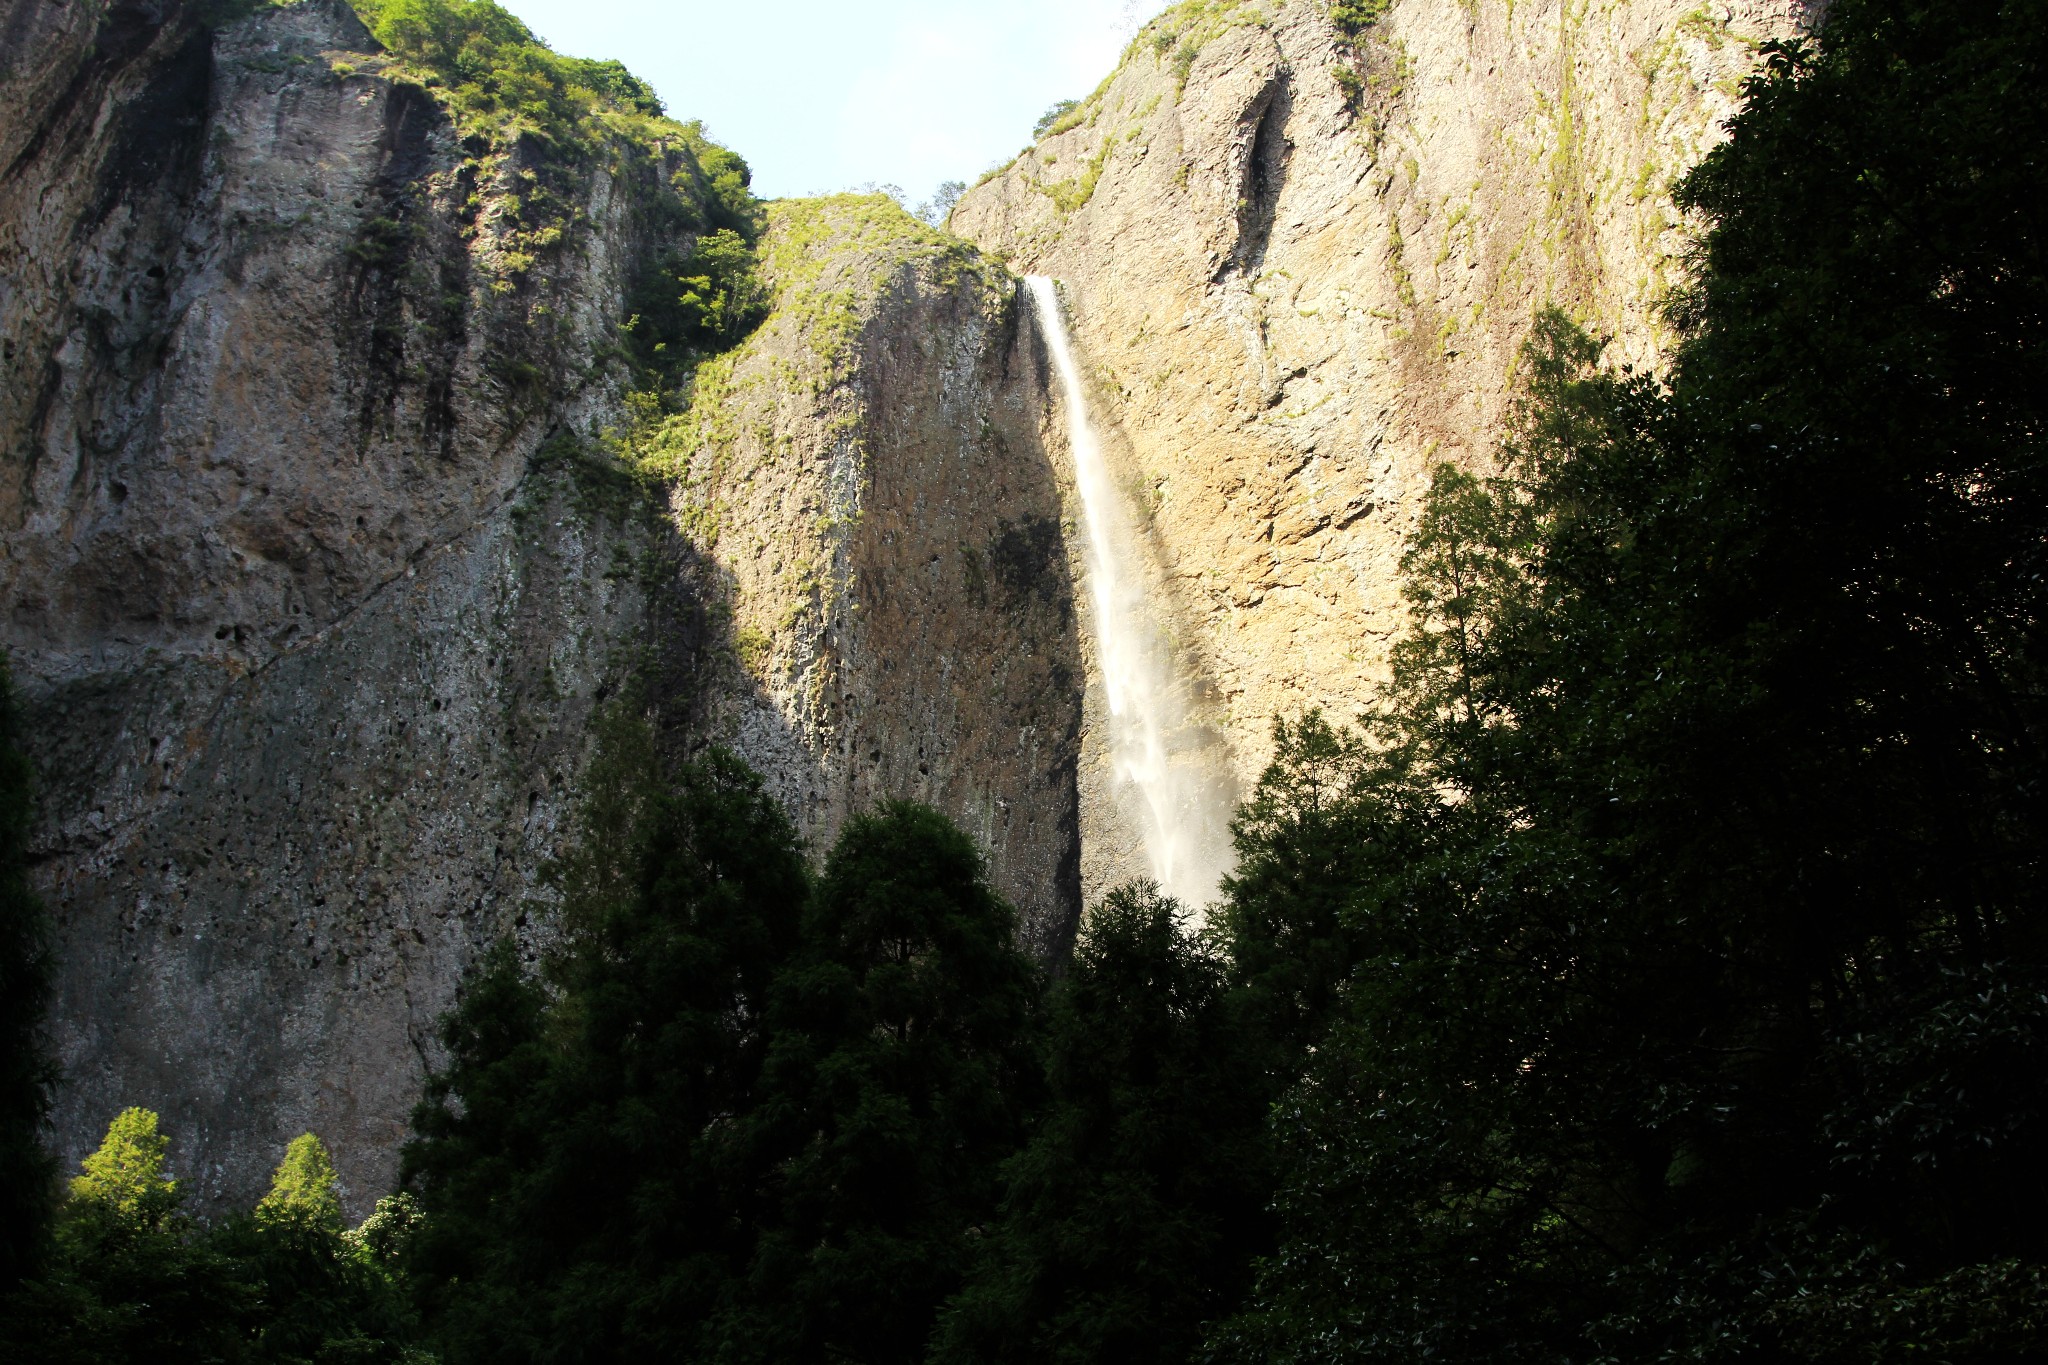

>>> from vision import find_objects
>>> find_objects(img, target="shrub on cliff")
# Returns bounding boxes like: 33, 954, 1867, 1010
350, 0, 662, 146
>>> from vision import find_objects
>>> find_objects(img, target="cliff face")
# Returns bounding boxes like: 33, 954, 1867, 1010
0, 0, 708, 1215
953, 0, 1816, 898
6, 0, 1814, 1217
1, 0, 1076, 1212
674, 198, 1082, 956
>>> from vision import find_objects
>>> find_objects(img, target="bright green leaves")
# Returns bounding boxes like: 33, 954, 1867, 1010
625, 228, 770, 385
68, 1108, 180, 1233
256, 1133, 344, 1229
3, 1110, 418, 1363
352, 0, 648, 147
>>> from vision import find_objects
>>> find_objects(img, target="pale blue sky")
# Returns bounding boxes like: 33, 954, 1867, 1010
504, 0, 1173, 207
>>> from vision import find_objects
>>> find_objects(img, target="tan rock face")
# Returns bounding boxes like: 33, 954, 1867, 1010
954, 0, 1816, 900
661, 197, 1083, 955
2, 2, 1077, 1212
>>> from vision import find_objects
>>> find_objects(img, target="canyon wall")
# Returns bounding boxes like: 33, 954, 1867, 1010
954, 0, 1816, 900
0, 0, 1075, 1213
2, 0, 1818, 1214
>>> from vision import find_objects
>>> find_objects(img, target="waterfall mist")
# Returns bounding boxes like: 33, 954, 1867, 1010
1025, 276, 1235, 911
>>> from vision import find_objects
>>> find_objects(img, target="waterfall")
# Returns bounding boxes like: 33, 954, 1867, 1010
1025, 276, 1233, 910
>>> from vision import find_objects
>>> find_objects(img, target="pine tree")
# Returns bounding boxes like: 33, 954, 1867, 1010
934, 883, 1270, 1365
405, 744, 811, 1363
736, 802, 1041, 1365
1216, 0, 2048, 1357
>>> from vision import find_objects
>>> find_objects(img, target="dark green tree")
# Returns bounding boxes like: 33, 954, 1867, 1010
1214, 0, 2048, 1357
737, 802, 1041, 1365
404, 744, 810, 1364
0, 654, 53, 1291
212, 1133, 419, 1364
933, 883, 1269, 1365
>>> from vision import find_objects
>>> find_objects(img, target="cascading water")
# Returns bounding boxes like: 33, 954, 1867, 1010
1025, 276, 1234, 909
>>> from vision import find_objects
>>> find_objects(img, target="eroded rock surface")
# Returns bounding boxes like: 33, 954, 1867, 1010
954, 0, 1817, 898
2, 0, 1077, 1212
674, 198, 1082, 956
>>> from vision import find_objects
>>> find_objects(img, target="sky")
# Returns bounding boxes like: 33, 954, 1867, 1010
502, 0, 1175, 209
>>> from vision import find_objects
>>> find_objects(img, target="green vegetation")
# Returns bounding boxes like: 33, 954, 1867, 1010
344, 0, 767, 388
401, 740, 1041, 1365
1328, 0, 1391, 39
1031, 137, 1116, 215
0, 655, 52, 1294
1212, 0, 2048, 1356
0, 1112, 419, 1363
624, 227, 770, 386
1141, 0, 1271, 96
1034, 99, 1082, 137
931, 885, 1269, 1365
350, 0, 666, 147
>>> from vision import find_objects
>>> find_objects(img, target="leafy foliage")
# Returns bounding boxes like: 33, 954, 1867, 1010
624, 228, 770, 385
350, 0, 663, 147
738, 803, 1042, 1365
345, 0, 765, 388
1327, 0, 1390, 40
0, 1115, 417, 1364
403, 766, 1047, 1365
1212, 0, 2048, 1358
933, 885, 1269, 1365
1034, 100, 1081, 138
403, 739, 808, 1363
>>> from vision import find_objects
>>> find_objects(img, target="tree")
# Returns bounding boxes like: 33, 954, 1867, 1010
737, 803, 1041, 1365
1216, 0, 2048, 1357
216, 1131, 418, 1363
0, 1108, 254, 1364
934, 884, 1270, 1365
404, 745, 811, 1364
255, 1134, 344, 1228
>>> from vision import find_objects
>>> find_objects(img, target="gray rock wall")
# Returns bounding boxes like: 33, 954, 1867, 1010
3, 2, 1080, 1215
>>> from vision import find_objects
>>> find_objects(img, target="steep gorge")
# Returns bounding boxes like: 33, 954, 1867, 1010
2, 0, 1808, 1212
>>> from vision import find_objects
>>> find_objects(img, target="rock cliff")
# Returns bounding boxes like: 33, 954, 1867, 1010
4, 0, 1817, 1215
954, 0, 1816, 898
668, 196, 1081, 959
1, 0, 1075, 1213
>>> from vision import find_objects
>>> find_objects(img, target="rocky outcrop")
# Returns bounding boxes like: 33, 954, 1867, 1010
676, 198, 1082, 955
2, 0, 1077, 1213
954, 0, 1817, 898
1, 0, 710, 1215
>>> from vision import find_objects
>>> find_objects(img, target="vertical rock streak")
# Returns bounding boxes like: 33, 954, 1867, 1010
1026, 276, 1230, 908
